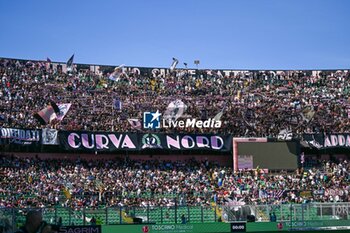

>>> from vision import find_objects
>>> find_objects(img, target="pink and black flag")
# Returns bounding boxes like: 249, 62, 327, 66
34, 102, 70, 125
34, 101, 59, 125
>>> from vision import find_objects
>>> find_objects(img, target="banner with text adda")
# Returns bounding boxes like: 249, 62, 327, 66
303, 133, 350, 149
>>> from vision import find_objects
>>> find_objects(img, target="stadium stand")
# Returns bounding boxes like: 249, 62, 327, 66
1, 58, 350, 136
1, 156, 349, 209
1, 58, 350, 229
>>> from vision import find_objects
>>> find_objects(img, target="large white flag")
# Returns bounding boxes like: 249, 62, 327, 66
163, 99, 187, 121
109, 64, 126, 82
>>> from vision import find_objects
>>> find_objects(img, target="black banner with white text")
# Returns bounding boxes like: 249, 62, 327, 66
0, 127, 41, 145
303, 133, 350, 149
58, 131, 232, 152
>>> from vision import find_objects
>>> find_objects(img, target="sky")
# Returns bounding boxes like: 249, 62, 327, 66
0, 0, 349, 70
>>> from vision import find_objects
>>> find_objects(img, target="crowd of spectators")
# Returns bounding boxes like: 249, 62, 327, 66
1, 155, 349, 209
1, 58, 350, 136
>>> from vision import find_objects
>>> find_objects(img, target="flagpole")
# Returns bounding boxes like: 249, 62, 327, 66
112, 97, 114, 131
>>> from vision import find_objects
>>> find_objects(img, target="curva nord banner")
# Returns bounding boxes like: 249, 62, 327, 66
140, 133, 231, 151
59, 131, 139, 151
303, 133, 350, 149
59, 131, 232, 152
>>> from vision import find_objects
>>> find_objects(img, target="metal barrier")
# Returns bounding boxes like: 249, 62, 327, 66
222, 202, 350, 222
1, 202, 349, 232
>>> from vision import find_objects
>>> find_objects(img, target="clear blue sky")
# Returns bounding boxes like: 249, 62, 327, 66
0, 0, 349, 70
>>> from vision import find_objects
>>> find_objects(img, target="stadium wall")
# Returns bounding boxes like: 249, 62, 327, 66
100, 222, 350, 233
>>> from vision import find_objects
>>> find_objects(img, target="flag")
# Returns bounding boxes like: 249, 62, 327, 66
47, 57, 52, 63
270, 190, 285, 199
66, 54, 74, 68
200, 109, 208, 120
277, 129, 293, 141
0, 114, 6, 122
163, 99, 187, 121
128, 118, 141, 130
213, 111, 223, 121
212, 102, 227, 121
170, 58, 178, 72
56, 103, 72, 121
300, 152, 305, 164
108, 73, 119, 82
62, 187, 71, 199
300, 105, 315, 123
28, 175, 33, 184
109, 64, 125, 82
33, 102, 69, 125
113, 98, 122, 111
34, 104, 57, 125
50, 101, 60, 114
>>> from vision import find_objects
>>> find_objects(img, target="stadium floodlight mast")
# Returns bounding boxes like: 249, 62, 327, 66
194, 60, 200, 69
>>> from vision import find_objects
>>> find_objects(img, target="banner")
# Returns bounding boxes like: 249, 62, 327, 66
94, 64, 317, 80
0, 127, 40, 145
42, 128, 59, 145
59, 225, 101, 233
303, 134, 350, 149
277, 129, 293, 141
103, 223, 229, 233
59, 131, 138, 151
140, 133, 232, 151
59, 131, 232, 152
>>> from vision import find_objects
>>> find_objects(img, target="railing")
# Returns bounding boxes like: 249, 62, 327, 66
222, 202, 350, 222
1, 203, 349, 232
0, 205, 220, 232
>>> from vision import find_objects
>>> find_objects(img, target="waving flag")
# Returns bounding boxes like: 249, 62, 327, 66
300, 152, 305, 164
163, 99, 187, 121
0, 114, 6, 122
66, 54, 74, 72
56, 103, 72, 121
109, 64, 125, 82
34, 102, 70, 125
300, 105, 315, 123
34, 102, 59, 125
212, 102, 227, 121
270, 190, 285, 199
128, 118, 142, 130
113, 98, 122, 111
67, 54, 74, 68
62, 186, 71, 199
170, 58, 179, 72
